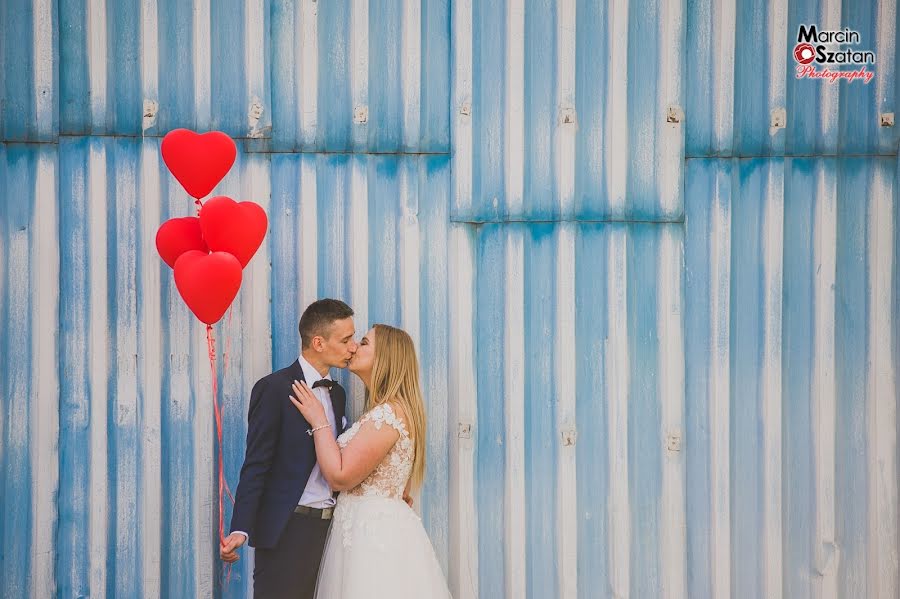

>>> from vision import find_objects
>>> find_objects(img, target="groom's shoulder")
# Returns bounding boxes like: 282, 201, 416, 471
252, 361, 298, 392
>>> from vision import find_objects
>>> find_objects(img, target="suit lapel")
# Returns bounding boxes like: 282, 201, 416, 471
331, 384, 347, 433
289, 359, 306, 385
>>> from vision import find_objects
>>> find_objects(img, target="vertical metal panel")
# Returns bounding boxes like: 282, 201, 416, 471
1, 0, 58, 141
0, 144, 59, 598
56, 0, 270, 138
684, 156, 900, 599
269, 0, 450, 152
686, 0, 900, 157
452, 0, 685, 222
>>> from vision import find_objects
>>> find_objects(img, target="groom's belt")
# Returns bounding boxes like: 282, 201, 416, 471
294, 505, 334, 520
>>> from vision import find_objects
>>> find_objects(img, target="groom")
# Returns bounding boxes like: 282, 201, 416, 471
220, 299, 357, 598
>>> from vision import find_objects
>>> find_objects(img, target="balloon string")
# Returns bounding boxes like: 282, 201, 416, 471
195, 198, 204, 215
208, 324, 236, 585
220, 308, 237, 505
207, 324, 226, 546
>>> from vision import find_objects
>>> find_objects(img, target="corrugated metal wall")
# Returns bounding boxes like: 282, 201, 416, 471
1, 1, 898, 598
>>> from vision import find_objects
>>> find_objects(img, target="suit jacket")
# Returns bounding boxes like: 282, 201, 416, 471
230, 360, 348, 548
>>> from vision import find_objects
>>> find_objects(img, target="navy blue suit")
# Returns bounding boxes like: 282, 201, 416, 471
230, 360, 347, 597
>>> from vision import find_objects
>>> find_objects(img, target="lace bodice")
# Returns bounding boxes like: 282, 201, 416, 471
337, 403, 413, 499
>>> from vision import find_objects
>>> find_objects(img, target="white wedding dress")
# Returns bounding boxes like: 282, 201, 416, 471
314, 404, 451, 598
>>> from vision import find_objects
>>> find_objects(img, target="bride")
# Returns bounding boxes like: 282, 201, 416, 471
289, 324, 451, 598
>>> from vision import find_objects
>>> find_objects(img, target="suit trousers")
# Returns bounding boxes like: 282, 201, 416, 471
253, 512, 331, 599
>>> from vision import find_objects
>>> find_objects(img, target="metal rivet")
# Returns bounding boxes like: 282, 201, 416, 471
666, 105, 684, 124
881, 112, 894, 127
561, 429, 578, 446
770, 107, 787, 129
458, 422, 472, 439
666, 433, 682, 452
459, 102, 471, 117
559, 107, 577, 126
354, 105, 368, 124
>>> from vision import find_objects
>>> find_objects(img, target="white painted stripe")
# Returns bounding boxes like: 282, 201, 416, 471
712, 0, 736, 152
88, 0, 108, 127
556, 224, 577, 599
504, 228, 526, 599
298, 0, 319, 146
657, 0, 684, 217
761, 162, 784, 599
87, 141, 109, 599
556, 0, 576, 219
399, 159, 421, 361
812, 161, 837, 599
401, 0, 422, 150
448, 225, 478, 599
606, 228, 630, 598
867, 164, 898, 599
347, 156, 369, 417
350, 0, 369, 150
140, 0, 159, 132
140, 0, 159, 94
243, 154, 273, 382
139, 141, 163, 598
32, 0, 54, 137
875, 0, 896, 151
244, 0, 267, 137
818, 0, 841, 143
708, 167, 732, 599
451, 0, 473, 215
658, 227, 686, 599
299, 156, 318, 312
766, 0, 787, 115
193, 0, 211, 129
113, 147, 139, 594
192, 322, 214, 597
505, 0, 524, 216
605, 0, 629, 215
30, 150, 59, 599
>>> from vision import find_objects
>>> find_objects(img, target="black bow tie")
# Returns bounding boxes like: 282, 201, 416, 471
311, 379, 335, 390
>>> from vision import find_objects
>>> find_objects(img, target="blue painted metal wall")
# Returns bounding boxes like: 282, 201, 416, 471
2, 0, 898, 598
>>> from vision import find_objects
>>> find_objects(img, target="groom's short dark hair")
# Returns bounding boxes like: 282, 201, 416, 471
299, 299, 354, 349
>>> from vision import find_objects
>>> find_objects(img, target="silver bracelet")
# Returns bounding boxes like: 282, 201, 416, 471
307, 424, 330, 436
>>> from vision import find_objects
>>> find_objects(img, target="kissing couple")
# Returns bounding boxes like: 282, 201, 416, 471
219, 299, 451, 598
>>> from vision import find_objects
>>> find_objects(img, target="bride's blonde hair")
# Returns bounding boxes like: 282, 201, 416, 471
366, 324, 427, 492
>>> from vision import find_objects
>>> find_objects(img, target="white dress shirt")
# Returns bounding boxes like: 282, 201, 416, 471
296, 354, 338, 509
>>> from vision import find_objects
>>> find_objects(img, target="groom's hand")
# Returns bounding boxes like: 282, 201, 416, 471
220, 532, 246, 563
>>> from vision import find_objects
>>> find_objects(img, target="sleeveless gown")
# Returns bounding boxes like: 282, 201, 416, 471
313, 404, 451, 598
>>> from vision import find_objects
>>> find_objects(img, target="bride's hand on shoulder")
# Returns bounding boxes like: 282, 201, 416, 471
289, 380, 328, 428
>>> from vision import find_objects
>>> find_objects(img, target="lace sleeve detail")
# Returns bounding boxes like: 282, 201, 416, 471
362, 403, 408, 437
335, 402, 414, 500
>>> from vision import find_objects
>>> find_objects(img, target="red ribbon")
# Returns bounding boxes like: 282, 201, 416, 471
197, 198, 235, 583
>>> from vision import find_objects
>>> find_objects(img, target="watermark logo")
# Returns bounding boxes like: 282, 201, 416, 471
793, 25, 875, 84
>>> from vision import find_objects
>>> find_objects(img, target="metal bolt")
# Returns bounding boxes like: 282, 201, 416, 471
354, 105, 368, 124
561, 428, 578, 446
458, 422, 472, 439
459, 102, 471, 117
559, 107, 577, 126
770, 107, 787, 129
666, 432, 682, 452
881, 112, 894, 127
666, 105, 684, 124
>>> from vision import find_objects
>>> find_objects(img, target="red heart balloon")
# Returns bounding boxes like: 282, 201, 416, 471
161, 129, 237, 199
155, 217, 209, 269
173, 251, 243, 324
199, 196, 268, 268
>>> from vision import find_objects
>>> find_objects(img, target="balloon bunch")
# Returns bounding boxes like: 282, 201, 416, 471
156, 129, 267, 558
156, 129, 268, 324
